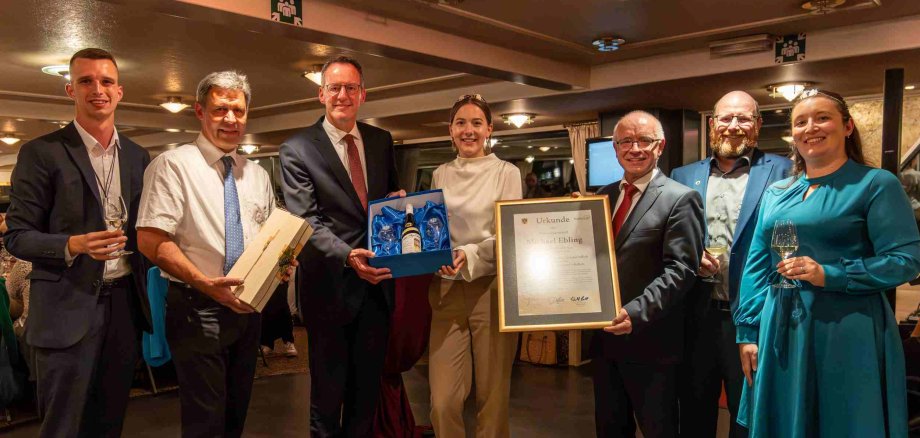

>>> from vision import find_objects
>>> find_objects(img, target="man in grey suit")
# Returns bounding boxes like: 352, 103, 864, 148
279, 55, 403, 437
591, 111, 705, 438
4, 48, 152, 438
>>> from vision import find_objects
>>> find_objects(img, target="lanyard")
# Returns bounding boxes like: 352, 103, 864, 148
93, 140, 119, 201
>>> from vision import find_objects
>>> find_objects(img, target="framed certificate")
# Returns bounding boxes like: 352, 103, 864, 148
495, 196, 621, 332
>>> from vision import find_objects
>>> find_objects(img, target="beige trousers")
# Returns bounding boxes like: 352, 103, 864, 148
428, 275, 519, 438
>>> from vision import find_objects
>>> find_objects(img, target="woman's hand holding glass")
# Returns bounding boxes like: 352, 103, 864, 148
436, 249, 467, 277
776, 256, 825, 287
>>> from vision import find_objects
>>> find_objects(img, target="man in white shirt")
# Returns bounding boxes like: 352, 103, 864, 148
137, 71, 285, 438
4, 48, 153, 438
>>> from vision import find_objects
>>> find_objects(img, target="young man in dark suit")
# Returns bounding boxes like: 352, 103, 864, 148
279, 55, 404, 437
4, 48, 152, 438
671, 91, 792, 438
592, 110, 705, 438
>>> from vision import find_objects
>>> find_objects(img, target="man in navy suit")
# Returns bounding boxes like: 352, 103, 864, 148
279, 55, 404, 437
592, 111, 705, 438
671, 91, 792, 438
4, 48, 151, 438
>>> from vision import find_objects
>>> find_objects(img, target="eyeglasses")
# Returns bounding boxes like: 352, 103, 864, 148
614, 137, 661, 150
323, 83, 362, 96
456, 94, 487, 103
714, 113, 758, 127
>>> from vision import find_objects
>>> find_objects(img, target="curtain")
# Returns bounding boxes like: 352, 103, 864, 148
515, 160, 533, 193
567, 122, 599, 194
561, 160, 574, 192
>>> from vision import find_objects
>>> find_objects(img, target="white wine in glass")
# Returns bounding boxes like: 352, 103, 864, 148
104, 195, 133, 256
771, 219, 798, 288
702, 236, 728, 283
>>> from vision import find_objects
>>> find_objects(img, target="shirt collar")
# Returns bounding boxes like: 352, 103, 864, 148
73, 119, 120, 156
194, 133, 240, 167
709, 148, 755, 173
621, 168, 658, 194
322, 117, 362, 145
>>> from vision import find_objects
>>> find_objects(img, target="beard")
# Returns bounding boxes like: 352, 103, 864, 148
710, 128, 758, 159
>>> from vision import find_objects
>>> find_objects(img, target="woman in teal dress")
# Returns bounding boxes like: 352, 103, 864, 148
733, 89, 920, 437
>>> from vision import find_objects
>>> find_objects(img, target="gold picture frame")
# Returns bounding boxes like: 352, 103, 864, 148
495, 195, 621, 332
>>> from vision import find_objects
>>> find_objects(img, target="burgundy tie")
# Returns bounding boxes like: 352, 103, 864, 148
343, 134, 368, 211
612, 183, 638, 237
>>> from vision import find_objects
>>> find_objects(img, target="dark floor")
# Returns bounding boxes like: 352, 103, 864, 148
4, 364, 727, 437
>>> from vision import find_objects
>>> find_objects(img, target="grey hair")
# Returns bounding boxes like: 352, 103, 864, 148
320, 55, 365, 88
614, 110, 665, 140
196, 71, 251, 107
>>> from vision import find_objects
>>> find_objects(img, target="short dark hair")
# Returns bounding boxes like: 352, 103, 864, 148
321, 55, 364, 87
69, 48, 118, 71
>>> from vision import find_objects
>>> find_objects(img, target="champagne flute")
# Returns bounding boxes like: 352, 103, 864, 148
104, 195, 133, 256
379, 224, 396, 256
426, 217, 443, 250
702, 235, 728, 283
771, 219, 798, 288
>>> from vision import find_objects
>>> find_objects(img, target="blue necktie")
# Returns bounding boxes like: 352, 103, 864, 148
222, 156, 244, 275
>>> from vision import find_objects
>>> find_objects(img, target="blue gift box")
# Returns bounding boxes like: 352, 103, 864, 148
367, 189, 453, 278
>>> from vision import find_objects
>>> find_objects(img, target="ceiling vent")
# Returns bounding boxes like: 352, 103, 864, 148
801, 0, 846, 14
709, 34, 774, 58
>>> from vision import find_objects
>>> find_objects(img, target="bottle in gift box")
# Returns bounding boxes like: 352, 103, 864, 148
401, 204, 422, 254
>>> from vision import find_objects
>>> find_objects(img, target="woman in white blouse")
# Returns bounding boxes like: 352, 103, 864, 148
428, 94, 522, 438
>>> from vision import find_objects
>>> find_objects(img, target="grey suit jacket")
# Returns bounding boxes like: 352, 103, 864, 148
279, 117, 399, 326
4, 123, 152, 349
591, 170, 705, 364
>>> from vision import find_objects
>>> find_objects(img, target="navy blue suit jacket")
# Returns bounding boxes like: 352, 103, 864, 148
4, 123, 153, 348
279, 117, 399, 326
670, 149, 792, 311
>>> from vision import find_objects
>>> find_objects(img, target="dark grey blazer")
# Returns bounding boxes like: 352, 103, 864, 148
279, 117, 399, 325
4, 123, 152, 349
592, 170, 705, 364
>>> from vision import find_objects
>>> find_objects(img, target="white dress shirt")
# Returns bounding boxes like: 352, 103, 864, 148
136, 134, 275, 281
322, 117, 367, 186
72, 120, 131, 279
613, 168, 659, 220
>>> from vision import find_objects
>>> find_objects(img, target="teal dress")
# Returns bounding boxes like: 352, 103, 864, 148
734, 160, 920, 437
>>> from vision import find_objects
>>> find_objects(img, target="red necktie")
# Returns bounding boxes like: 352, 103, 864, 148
343, 134, 368, 211
612, 183, 638, 237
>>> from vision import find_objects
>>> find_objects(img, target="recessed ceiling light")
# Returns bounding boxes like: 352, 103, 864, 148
1, 133, 21, 145
238, 144, 260, 155
302, 64, 324, 86
906, 85, 916, 90
41, 65, 70, 81
538, 146, 551, 152
164, 128, 181, 133
489, 138, 500, 147
502, 113, 535, 128
782, 135, 794, 143
592, 36, 626, 52
525, 155, 535, 163
569, 158, 575, 164
159, 96, 189, 113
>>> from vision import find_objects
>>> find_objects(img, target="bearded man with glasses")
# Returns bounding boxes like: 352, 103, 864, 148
671, 91, 791, 437
279, 55, 405, 437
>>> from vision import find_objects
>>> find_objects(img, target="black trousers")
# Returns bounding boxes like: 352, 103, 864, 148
165, 283, 261, 438
260, 283, 294, 347
33, 280, 139, 438
593, 358, 679, 438
308, 288, 390, 438
679, 301, 748, 438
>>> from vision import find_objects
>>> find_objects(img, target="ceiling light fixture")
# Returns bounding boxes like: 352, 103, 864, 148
1, 133, 21, 145
238, 144, 260, 155
302, 64, 324, 86
525, 155, 535, 163
906, 85, 916, 91
502, 113, 535, 128
592, 36, 626, 52
801, 0, 846, 15
538, 146, 551, 152
159, 96, 190, 113
781, 135, 794, 144
767, 82, 812, 102
489, 138, 500, 147
41, 65, 71, 81
569, 158, 575, 164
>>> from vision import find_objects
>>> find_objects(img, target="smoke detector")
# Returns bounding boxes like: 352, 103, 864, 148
801, 0, 846, 14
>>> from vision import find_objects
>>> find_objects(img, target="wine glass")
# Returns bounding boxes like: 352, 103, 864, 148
426, 217, 443, 249
104, 195, 133, 256
701, 235, 728, 284
771, 219, 798, 288
378, 225, 397, 256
